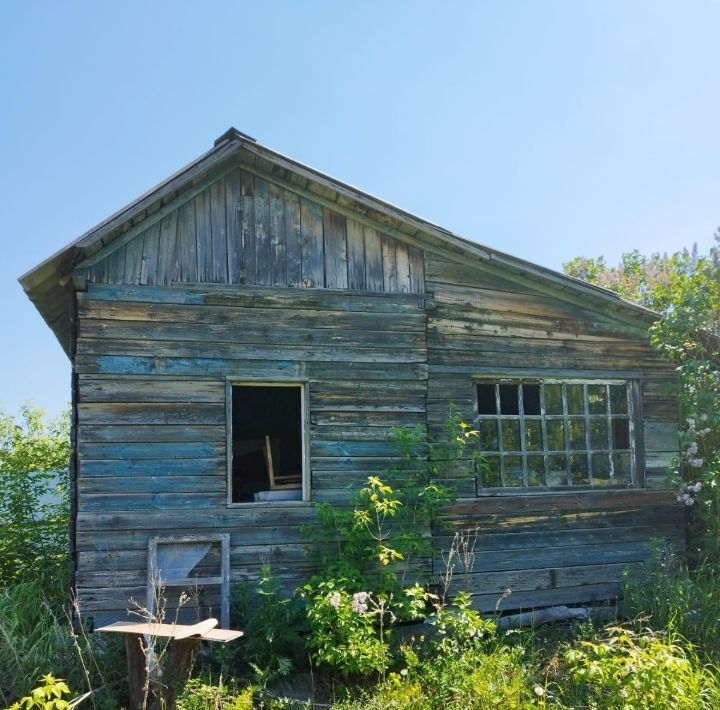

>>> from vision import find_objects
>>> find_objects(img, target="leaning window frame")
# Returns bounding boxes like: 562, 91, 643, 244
225, 378, 311, 507
471, 376, 643, 495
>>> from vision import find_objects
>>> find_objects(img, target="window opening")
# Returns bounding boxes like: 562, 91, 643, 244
476, 381, 634, 491
230, 385, 303, 503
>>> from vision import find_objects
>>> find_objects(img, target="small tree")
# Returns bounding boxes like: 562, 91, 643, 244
0, 403, 71, 586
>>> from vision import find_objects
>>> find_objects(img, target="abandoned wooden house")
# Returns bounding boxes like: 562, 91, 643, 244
20, 128, 682, 626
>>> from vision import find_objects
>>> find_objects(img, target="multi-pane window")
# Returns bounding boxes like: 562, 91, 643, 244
476, 381, 634, 490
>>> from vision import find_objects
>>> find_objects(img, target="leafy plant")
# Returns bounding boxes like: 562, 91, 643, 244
9, 674, 73, 710
0, 403, 70, 586
562, 625, 720, 709
231, 565, 305, 679
177, 677, 256, 710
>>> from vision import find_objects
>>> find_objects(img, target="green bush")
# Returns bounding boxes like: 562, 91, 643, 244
0, 404, 70, 586
560, 625, 720, 709
177, 677, 256, 709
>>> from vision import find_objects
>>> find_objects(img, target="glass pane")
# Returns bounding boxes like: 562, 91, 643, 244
501, 419, 521, 452
569, 418, 586, 450
587, 385, 607, 414
610, 385, 628, 414
613, 452, 632, 483
570, 453, 589, 485
546, 418, 566, 451
544, 385, 563, 415
503, 455, 523, 487
477, 384, 497, 415
547, 455, 567, 486
481, 455, 502, 487
590, 418, 609, 450
499, 385, 519, 415
566, 385, 584, 415
478, 419, 499, 451
524, 418, 543, 451
522, 384, 541, 415
527, 455, 545, 486
612, 418, 630, 450
591, 453, 612, 486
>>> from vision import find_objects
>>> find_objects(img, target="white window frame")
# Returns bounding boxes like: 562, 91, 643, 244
472, 376, 641, 494
226, 378, 310, 507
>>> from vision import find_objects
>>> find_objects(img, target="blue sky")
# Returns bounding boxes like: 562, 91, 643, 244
2, 1, 719, 418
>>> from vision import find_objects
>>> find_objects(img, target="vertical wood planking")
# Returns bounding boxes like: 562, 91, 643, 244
364, 226, 384, 292
209, 180, 227, 283
300, 198, 324, 288
177, 200, 197, 282
322, 208, 348, 289
268, 183, 287, 286
254, 178, 271, 286
195, 189, 212, 282
140, 225, 160, 286
225, 170, 242, 284
106, 246, 127, 285
239, 171, 255, 283
157, 212, 178, 287
346, 219, 366, 290
395, 243, 411, 293
284, 191, 302, 287
408, 246, 425, 293
124, 235, 143, 285
381, 233, 398, 291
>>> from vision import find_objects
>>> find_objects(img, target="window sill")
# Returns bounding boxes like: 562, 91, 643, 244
226, 499, 313, 509
470, 485, 637, 498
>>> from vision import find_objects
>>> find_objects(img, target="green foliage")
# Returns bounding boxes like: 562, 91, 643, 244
561, 626, 720, 709
0, 403, 71, 586
304, 409, 480, 598
0, 576, 126, 707
425, 591, 496, 656
177, 677, 256, 710
624, 543, 720, 662
334, 644, 532, 709
230, 565, 305, 679
8, 674, 72, 710
302, 580, 391, 677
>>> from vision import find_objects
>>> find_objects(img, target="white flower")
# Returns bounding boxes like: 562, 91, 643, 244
687, 418, 696, 430
688, 482, 703, 494
691, 458, 704, 468
685, 497, 695, 506
400, 668, 408, 677
352, 591, 370, 613
700, 413, 708, 422
534, 685, 545, 696
328, 592, 341, 609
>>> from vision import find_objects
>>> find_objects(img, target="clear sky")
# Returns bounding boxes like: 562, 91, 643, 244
1, 1, 719, 418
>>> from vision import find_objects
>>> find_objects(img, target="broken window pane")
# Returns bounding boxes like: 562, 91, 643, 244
499, 384, 519, 415
522, 384, 541, 415
612, 418, 630, 450
476, 384, 497, 415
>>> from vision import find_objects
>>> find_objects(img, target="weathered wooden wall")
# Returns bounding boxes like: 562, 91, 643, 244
72, 209, 683, 623
74, 282, 427, 625
84, 169, 424, 294
424, 252, 681, 609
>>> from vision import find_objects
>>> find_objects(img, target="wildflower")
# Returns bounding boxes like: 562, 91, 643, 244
701, 413, 708, 422
328, 592, 341, 609
352, 591, 370, 612
688, 482, 702, 494
400, 668, 408, 677
687, 418, 696, 429
534, 686, 545, 696
685, 497, 695, 507
690, 458, 704, 468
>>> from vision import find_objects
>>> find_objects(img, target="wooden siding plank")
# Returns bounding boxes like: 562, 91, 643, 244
225, 169, 242, 284
346, 219, 366, 290
322, 208, 348, 289
157, 211, 178, 287
284, 191, 302, 287
395, 242, 411, 292
209, 179, 228, 283
176, 200, 197, 282
253, 177, 271, 286
194, 189, 212, 282
363, 226, 384, 291
381, 232, 397, 291
268, 184, 287, 286
239, 170, 255, 283
300, 198, 324, 288
408, 246, 425, 293
140, 225, 160, 287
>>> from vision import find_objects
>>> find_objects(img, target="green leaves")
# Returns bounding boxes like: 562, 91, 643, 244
0, 403, 70, 586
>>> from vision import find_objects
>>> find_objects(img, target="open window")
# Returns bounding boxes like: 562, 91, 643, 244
476, 379, 637, 492
228, 383, 306, 504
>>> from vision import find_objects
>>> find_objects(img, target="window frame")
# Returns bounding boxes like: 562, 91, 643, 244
471, 376, 643, 495
225, 378, 311, 507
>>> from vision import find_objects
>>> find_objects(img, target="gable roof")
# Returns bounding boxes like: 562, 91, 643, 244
19, 127, 659, 355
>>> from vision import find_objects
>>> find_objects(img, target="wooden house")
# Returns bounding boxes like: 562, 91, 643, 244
20, 128, 683, 625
